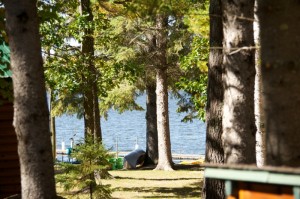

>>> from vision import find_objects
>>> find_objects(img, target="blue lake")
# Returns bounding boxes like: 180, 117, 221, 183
55, 94, 206, 155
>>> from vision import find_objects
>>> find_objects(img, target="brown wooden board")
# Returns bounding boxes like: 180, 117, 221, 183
0, 102, 21, 198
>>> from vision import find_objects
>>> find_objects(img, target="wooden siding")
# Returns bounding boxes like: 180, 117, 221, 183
229, 182, 294, 199
0, 102, 21, 198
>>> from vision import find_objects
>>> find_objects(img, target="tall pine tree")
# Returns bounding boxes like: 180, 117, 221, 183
221, 0, 256, 165
202, 0, 225, 198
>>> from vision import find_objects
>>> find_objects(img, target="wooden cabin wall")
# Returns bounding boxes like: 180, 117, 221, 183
0, 102, 21, 198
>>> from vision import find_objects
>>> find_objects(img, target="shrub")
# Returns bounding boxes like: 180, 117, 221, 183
56, 136, 112, 199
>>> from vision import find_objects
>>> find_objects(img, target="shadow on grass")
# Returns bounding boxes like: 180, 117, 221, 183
113, 176, 201, 181
138, 164, 204, 171
113, 180, 203, 198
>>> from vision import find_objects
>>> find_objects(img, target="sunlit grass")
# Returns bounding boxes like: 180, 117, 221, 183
102, 169, 203, 199
57, 166, 204, 199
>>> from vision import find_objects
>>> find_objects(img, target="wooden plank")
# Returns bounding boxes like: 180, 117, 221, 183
0, 103, 14, 120
205, 163, 300, 175
227, 196, 237, 199
0, 145, 18, 153
0, 130, 16, 136
239, 189, 294, 199
0, 131, 17, 140
0, 152, 19, 160
0, 184, 21, 198
0, 177, 20, 185
0, 184, 21, 192
0, 160, 20, 170
0, 102, 20, 198
0, 138, 17, 145
0, 121, 14, 127
238, 182, 294, 193
0, 123, 15, 135
237, 182, 294, 199
205, 167, 300, 186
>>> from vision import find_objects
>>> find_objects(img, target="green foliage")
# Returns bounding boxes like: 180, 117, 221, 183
0, 36, 11, 78
0, 34, 13, 105
39, 0, 85, 117
118, 0, 194, 18
38, 0, 210, 123
106, 0, 194, 88
0, 7, 8, 42
56, 136, 112, 199
183, 2, 209, 37
100, 82, 144, 118
51, 92, 84, 118
176, 73, 207, 122
102, 0, 210, 123
175, 1, 209, 122
39, 0, 143, 118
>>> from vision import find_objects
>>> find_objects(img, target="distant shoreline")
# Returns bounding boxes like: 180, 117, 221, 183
56, 149, 204, 160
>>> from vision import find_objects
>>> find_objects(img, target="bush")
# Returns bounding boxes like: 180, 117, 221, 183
56, 136, 112, 199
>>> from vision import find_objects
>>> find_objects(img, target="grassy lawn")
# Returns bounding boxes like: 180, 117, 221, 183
57, 165, 204, 199
102, 165, 203, 199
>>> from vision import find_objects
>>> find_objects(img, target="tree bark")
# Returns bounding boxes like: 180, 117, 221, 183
222, 0, 256, 164
80, 0, 102, 141
145, 84, 158, 165
50, 90, 57, 161
258, 0, 300, 167
254, 1, 266, 167
202, 0, 225, 198
3, 0, 56, 198
83, 88, 94, 138
155, 67, 173, 170
93, 82, 102, 141
154, 14, 173, 171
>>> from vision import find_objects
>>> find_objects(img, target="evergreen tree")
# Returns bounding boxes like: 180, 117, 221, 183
40, 1, 119, 143
154, 13, 173, 170
258, 0, 300, 167
104, 1, 197, 169
202, 0, 225, 198
56, 137, 112, 199
80, 0, 102, 141
222, 0, 256, 164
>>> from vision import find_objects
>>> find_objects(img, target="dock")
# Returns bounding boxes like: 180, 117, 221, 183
56, 150, 204, 161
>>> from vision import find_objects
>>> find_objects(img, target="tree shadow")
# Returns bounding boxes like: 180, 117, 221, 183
113, 176, 201, 181
131, 163, 204, 171
112, 180, 203, 198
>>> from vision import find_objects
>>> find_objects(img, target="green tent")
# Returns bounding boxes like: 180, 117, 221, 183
0, 37, 11, 78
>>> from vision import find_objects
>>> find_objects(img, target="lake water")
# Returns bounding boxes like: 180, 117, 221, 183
55, 94, 206, 155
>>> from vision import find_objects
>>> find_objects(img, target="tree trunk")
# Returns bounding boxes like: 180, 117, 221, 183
93, 82, 102, 141
50, 116, 56, 161
145, 84, 158, 165
258, 0, 300, 167
254, 1, 266, 167
202, 0, 225, 198
155, 67, 173, 170
83, 89, 94, 138
80, 0, 102, 141
222, 0, 256, 164
3, 0, 56, 198
154, 14, 173, 171
50, 90, 56, 161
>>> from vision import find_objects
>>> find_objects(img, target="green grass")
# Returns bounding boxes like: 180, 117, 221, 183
57, 165, 204, 199
102, 166, 204, 199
